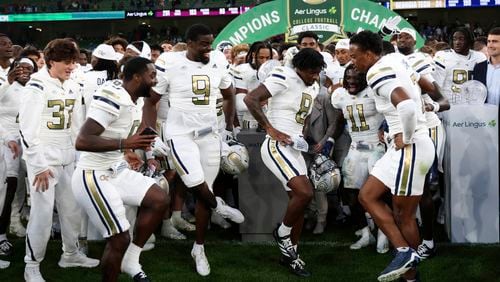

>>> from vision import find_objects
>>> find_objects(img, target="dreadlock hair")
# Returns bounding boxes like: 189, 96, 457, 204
93, 57, 119, 80
453, 27, 474, 50
246, 41, 273, 69
342, 63, 367, 92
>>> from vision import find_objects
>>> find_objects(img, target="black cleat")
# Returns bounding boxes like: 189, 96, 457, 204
280, 255, 311, 277
273, 226, 297, 260
133, 271, 151, 282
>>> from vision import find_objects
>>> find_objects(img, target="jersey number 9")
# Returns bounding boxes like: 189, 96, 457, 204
192, 75, 210, 105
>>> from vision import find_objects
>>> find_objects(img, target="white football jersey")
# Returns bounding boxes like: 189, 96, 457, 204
367, 53, 427, 139
82, 70, 109, 117
331, 87, 383, 144
153, 50, 232, 137
77, 80, 140, 170
263, 66, 319, 136
19, 67, 82, 174
325, 61, 346, 85
0, 68, 10, 99
233, 63, 260, 124
433, 49, 487, 104
0, 81, 24, 137
406, 52, 441, 128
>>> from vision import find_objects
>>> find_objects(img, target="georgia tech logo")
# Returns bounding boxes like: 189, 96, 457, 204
99, 174, 110, 181
302, 0, 327, 4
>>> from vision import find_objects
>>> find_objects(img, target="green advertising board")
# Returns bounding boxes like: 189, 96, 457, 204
214, 0, 424, 48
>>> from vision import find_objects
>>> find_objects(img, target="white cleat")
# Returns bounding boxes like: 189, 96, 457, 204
191, 244, 210, 276
214, 197, 244, 224
211, 212, 231, 229
376, 229, 390, 254
350, 229, 375, 250
171, 215, 196, 232
10, 219, 26, 237
58, 251, 100, 268
24, 265, 46, 282
312, 221, 326, 235
143, 234, 156, 251
0, 259, 10, 269
161, 219, 187, 240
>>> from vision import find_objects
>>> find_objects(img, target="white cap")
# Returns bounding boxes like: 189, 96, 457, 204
399, 28, 417, 40
127, 41, 151, 60
336, 39, 350, 50
92, 44, 120, 61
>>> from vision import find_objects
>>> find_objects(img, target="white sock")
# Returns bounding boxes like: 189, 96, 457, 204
0, 234, 7, 241
123, 243, 142, 265
361, 226, 370, 237
293, 245, 297, 252
193, 242, 204, 252
277, 223, 292, 237
172, 211, 182, 220
397, 247, 410, 252
423, 239, 434, 248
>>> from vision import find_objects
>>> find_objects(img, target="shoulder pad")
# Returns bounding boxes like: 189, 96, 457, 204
26, 77, 45, 91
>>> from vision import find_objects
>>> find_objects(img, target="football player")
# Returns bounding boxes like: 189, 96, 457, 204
233, 41, 272, 129
0, 57, 37, 248
433, 27, 487, 105
245, 48, 325, 277
19, 38, 99, 282
72, 57, 167, 282
397, 28, 450, 260
142, 24, 244, 276
350, 31, 435, 281
331, 64, 389, 253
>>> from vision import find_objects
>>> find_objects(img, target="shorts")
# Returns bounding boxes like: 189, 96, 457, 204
370, 133, 435, 196
167, 133, 221, 189
71, 167, 156, 238
261, 137, 307, 191
428, 123, 445, 172
342, 142, 386, 189
158, 119, 174, 170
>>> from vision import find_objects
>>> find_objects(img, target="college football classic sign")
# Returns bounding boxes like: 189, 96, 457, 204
213, 0, 424, 48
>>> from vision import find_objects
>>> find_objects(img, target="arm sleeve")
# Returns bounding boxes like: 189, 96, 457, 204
19, 82, 49, 175
396, 99, 417, 144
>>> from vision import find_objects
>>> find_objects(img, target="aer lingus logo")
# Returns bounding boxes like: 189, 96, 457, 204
287, 0, 346, 44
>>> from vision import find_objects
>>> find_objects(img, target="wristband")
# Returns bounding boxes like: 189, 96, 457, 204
432, 101, 440, 112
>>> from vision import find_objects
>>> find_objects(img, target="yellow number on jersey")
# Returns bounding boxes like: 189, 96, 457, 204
346, 104, 370, 132
295, 93, 313, 125
47, 99, 76, 130
192, 75, 210, 105
452, 69, 469, 84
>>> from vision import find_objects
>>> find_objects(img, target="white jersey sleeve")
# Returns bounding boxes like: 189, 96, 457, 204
19, 77, 49, 175
152, 52, 170, 96
87, 81, 124, 128
263, 67, 288, 96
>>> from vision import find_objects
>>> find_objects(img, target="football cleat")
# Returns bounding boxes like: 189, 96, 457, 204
214, 197, 244, 224
191, 244, 210, 276
272, 226, 297, 260
171, 215, 196, 232
161, 219, 186, 240
350, 231, 375, 250
0, 240, 13, 256
0, 259, 10, 269
377, 249, 420, 282
58, 251, 100, 268
133, 271, 151, 282
24, 265, 46, 282
416, 242, 436, 260
376, 230, 390, 254
280, 255, 311, 277
211, 212, 231, 229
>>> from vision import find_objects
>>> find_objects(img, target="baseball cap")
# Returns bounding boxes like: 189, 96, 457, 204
92, 44, 120, 61
336, 39, 350, 50
399, 28, 417, 40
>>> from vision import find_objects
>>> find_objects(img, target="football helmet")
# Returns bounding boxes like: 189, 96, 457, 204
221, 141, 250, 175
257, 59, 282, 83
309, 154, 341, 193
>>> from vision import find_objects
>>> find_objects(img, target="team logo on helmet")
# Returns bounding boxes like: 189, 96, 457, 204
309, 154, 341, 193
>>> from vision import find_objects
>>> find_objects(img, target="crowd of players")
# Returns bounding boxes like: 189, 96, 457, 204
0, 20, 499, 282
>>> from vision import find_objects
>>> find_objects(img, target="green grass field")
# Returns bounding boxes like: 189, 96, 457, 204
1, 225, 499, 282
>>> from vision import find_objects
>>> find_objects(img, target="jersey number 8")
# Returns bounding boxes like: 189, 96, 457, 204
295, 93, 313, 125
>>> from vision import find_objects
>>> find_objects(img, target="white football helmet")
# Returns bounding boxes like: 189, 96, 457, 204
154, 174, 169, 194
221, 141, 250, 175
309, 154, 341, 193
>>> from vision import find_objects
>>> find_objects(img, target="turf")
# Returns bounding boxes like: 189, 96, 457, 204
1, 225, 499, 282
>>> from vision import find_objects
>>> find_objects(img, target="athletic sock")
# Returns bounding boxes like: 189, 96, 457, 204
277, 223, 292, 237
423, 239, 434, 248
397, 247, 410, 252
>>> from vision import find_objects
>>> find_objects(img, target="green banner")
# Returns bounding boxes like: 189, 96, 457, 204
214, 0, 424, 48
